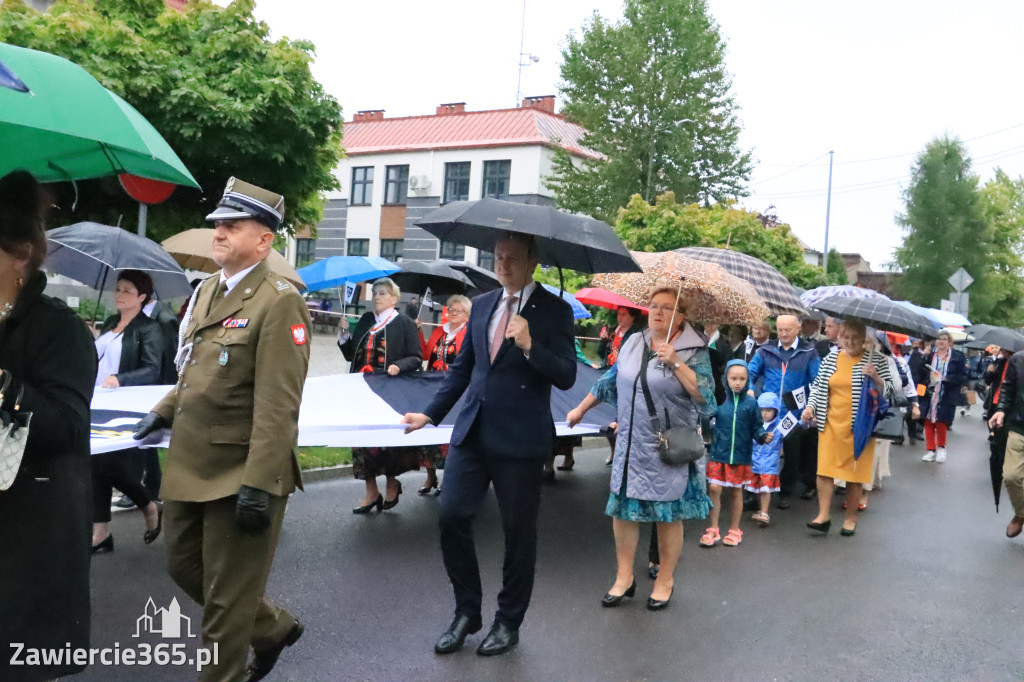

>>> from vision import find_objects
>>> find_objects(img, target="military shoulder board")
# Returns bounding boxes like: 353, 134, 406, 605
275, 280, 289, 291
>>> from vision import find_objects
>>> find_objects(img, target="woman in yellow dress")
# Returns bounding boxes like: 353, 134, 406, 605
801, 319, 893, 536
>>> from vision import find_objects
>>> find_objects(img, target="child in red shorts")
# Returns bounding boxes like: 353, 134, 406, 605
702, 360, 772, 547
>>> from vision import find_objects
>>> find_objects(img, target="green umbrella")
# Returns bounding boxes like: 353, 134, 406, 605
0, 42, 198, 188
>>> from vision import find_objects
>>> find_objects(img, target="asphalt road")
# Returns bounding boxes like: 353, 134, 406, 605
80, 411, 1023, 682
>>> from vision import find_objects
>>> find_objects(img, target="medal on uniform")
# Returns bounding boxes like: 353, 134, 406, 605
219, 348, 229, 367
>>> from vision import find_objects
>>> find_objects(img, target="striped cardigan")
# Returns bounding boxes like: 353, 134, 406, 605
806, 348, 895, 433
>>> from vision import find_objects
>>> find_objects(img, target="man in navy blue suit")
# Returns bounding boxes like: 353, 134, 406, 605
402, 232, 576, 657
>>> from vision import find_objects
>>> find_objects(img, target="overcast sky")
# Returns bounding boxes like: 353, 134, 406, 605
238, 0, 1024, 270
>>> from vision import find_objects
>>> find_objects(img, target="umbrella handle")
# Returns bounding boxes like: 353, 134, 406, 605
667, 278, 684, 334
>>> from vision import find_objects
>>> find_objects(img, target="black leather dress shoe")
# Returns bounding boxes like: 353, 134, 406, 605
434, 615, 482, 654
601, 579, 636, 607
646, 588, 674, 611
477, 622, 519, 656
243, 620, 304, 682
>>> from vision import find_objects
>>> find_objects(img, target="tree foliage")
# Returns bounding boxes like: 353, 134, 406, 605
614, 192, 841, 289
0, 0, 343, 239
549, 0, 752, 223
977, 169, 1024, 326
893, 136, 1007, 322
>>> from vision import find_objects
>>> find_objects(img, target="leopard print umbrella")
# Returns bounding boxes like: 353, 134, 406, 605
591, 251, 770, 326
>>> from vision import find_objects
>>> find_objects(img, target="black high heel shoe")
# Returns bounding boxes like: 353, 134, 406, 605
601, 579, 636, 607
417, 481, 438, 496
806, 519, 831, 534
92, 535, 114, 554
143, 504, 163, 545
352, 494, 383, 514
646, 588, 674, 611
382, 481, 403, 510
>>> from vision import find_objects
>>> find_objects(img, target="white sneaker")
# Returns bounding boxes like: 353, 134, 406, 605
922, 450, 936, 462
936, 447, 947, 463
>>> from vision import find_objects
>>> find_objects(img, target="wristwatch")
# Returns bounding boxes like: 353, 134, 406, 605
673, 361, 681, 369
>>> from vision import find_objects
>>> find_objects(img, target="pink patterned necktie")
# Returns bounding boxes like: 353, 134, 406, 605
490, 295, 518, 362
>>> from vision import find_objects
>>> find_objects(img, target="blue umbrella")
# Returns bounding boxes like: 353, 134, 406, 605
853, 373, 889, 461
541, 283, 591, 320
296, 256, 400, 292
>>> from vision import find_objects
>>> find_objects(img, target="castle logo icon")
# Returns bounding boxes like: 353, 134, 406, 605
134, 597, 196, 639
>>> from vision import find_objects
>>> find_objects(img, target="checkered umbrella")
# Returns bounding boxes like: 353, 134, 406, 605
800, 285, 888, 309
675, 247, 806, 317
810, 296, 937, 339
591, 251, 770, 326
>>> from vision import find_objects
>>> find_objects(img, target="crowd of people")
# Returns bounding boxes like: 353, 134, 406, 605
0, 165, 1018, 681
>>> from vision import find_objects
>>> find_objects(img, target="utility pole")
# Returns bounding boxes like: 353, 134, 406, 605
822, 149, 834, 272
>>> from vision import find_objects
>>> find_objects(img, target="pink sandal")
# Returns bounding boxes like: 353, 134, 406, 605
699, 527, 720, 547
722, 529, 743, 546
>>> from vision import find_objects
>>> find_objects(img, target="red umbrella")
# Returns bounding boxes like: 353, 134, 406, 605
574, 287, 649, 314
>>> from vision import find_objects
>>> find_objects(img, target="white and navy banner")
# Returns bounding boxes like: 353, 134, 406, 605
90, 364, 617, 454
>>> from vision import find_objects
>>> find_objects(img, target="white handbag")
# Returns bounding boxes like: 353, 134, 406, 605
0, 374, 32, 491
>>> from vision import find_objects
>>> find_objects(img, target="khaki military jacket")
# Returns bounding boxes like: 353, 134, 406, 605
154, 259, 311, 502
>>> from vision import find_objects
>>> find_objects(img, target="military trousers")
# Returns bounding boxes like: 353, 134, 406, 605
164, 495, 296, 682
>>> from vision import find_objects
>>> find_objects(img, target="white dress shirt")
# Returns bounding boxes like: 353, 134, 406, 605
487, 280, 537, 346
219, 260, 261, 293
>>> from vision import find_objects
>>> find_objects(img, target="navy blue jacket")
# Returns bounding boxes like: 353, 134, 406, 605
423, 284, 577, 460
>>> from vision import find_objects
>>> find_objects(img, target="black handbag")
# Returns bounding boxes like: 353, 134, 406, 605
873, 411, 903, 441
639, 345, 704, 467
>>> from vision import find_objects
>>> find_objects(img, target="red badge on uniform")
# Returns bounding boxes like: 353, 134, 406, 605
291, 325, 307, 345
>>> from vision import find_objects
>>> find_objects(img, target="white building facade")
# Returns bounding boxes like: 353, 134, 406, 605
312, 97, 598, 272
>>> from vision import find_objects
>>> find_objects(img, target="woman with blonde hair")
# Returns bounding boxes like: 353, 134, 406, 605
802, 319, 894, 536
567, 286, 714, 610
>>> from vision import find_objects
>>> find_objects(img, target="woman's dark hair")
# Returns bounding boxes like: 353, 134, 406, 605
117, 269, 155, 306
0, 171, 47, 274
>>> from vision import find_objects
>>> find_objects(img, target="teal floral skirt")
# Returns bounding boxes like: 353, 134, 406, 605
605, 463, 712, 523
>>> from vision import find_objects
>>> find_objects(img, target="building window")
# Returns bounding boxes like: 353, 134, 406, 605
443, 162, 471, 204
482, 160, 511, 198
295, 238, 316, 269
384, 165, 409, 205
346, 238, 369, 257
350, 167, 374, 206
380, 239, 403, 262
439, 240, 465, 261
477, 249, 494, 272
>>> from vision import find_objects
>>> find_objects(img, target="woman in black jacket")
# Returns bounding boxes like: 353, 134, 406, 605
91, 269, 164, 552
0, 172, 97, 682
338, 277, 423, 512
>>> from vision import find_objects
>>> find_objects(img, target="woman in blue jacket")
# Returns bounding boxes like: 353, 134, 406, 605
701, 360, 771, 547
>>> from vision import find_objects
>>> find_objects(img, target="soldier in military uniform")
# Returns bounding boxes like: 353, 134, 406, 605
134, 178, 311, 682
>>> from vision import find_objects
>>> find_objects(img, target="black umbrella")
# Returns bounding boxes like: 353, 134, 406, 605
991, 440, 1005, 512
415, 198, 641, 274
437, 259, 501, 294
388, 260, 474, 296
811, 296, 938, 339
45, 222, 192, 300
972, 327, 1024, 353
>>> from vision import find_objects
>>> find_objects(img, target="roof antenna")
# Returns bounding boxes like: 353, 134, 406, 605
515, 0, 539, 106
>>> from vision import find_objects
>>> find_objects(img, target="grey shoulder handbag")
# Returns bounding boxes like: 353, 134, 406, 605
0, 373, 31, 491
639, 344, 704, 467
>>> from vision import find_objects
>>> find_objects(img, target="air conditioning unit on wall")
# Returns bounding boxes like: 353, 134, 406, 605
408, 175, 431, 191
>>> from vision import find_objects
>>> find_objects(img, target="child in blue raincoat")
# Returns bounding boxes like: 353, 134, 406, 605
746, 392, 784, 527
702, 360, 772, 547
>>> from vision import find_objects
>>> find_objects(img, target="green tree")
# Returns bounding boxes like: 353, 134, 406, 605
614, 192, 839, 289
977, 169, 1024, 326
0, 0, 343, 239
549, 0, 752, 223
824, 248, 846, 280
893, 136, 994, 319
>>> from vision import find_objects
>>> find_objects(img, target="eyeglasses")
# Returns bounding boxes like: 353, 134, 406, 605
448, 308, 468, 316
648, 304, 682, 313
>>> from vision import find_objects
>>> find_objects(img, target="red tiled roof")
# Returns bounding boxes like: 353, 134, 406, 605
342, 108, 602, 160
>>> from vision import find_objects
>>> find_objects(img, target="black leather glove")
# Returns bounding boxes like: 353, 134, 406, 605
132, 412, 168, 440
236, 485, 272, 535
